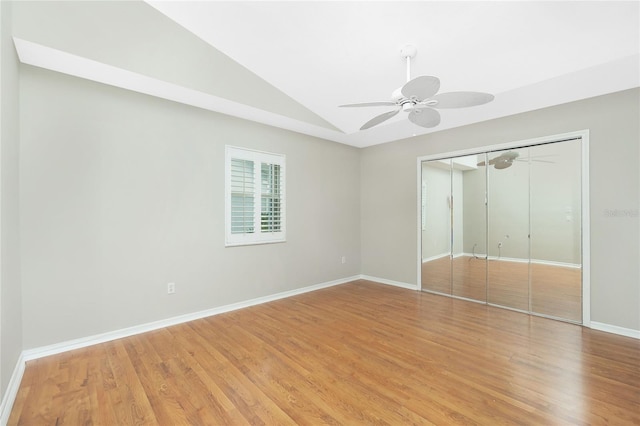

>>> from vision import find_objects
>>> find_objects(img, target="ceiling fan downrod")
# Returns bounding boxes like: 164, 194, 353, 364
400, 44, 417, 82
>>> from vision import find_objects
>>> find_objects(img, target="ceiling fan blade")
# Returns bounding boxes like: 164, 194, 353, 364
401, 76, 440, 101
339, 101, 397, 108
431, 91, 494, 109
408, 107, 441, 128
360, 109, 400, 130
477, 161, 487, 166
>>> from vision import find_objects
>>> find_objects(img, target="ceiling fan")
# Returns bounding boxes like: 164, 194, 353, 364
339, 45, 494, 130
478, 151, 555, 169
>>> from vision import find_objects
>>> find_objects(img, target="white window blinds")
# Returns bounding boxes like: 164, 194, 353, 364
260, 162, 282, 233
225, 146, 286, 246
230, 158, 255, 234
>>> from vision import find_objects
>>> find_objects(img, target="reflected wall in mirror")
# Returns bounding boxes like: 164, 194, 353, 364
421, 160, 452, 294
420, 137, 583, 323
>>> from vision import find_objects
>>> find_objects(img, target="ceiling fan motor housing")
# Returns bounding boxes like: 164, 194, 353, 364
402, 102, 416, 112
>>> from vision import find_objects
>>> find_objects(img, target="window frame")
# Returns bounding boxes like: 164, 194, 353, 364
225, 145, 286, 247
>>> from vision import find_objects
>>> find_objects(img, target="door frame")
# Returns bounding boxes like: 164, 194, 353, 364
416, 129, 590, 326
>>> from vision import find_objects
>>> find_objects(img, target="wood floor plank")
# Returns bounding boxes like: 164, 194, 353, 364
177, 318, 297, 425
8, 280, 640, 425
213, 322, 342, 425
106, 340, 159, 425
170, 324, 259, 425
249, 305, 434, 425
86, 346, 121, 426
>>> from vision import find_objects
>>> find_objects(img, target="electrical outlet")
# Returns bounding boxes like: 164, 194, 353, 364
341, 256, 346, 264
167, 282, 175, 294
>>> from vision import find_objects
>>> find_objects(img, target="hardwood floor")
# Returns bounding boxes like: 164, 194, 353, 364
9, 280, 639, 425
422, 256, 582, 322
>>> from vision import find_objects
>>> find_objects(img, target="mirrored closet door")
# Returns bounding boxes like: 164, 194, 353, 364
421, 155, 488, 304
529, 140, 582, 322
420, 137, 583, 323
487, 147, 531, 312
421, 159, 453, 295
452, 154, 486, 302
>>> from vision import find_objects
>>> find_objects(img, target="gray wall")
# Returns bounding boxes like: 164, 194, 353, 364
462, 161, 487, 256
453, 170, 463, 256
0, 0, 23, 403
528, 140, 582, 264
362, 88, 640, 331
12, 0, 361, 351
486, 155, 531, 260
421, 164, 451, 259
19, 66, 361, 349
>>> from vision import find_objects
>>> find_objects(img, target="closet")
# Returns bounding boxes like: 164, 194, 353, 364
420, 136, 584, 323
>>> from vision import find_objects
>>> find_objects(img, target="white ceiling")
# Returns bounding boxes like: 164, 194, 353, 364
16, 1, 640, 148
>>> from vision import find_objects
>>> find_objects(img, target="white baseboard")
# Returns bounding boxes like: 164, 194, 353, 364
0, 352, 26, 426
424, 253, 581, 269
5, 274, 634, 423
590, 322, 640, 339
422, 252, 449, 263
2, 276, 359, 423
462, 253, 581, 269
422, 252, 466, 263
22, 275, 361, 362
359, 274, 418, 291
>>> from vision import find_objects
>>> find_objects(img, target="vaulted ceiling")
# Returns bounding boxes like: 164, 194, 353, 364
13, 1, 640, 148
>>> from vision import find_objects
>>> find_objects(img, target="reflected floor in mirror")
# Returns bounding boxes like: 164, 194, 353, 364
422, 256, 582, 322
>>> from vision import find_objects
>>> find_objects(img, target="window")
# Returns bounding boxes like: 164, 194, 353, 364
225, 146, 286, 246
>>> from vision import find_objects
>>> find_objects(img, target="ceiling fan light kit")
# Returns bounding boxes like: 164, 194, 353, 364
478, 151, 521, 169
339, 44, 494, 131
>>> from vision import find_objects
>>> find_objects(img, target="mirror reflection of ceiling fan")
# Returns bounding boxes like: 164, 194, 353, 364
477, 151, 555, 170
